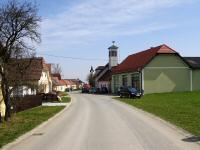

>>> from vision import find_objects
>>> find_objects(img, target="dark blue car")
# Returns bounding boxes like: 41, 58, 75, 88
119, 86, 143, 98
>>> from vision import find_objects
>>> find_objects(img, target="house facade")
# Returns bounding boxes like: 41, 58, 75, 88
7, 57, 52, 96
111, 44, 200, 94
57, 80, 67, 92
94, 64, 110, 90
64, 79, 83, 90
38, 63, 52, 94
52, 75, 67, 92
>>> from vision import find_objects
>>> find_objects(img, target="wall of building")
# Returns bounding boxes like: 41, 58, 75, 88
144, 68, 190, 93
111, 72, 140, 93
38, 70, 52, 93
109, 57, 118, 69
55, 85, 67, 92
12, 84, 37, 96
22, 86, 37, 95
192, 69, 200, 91
144, 54, 191, 94
97, 81, 110, 90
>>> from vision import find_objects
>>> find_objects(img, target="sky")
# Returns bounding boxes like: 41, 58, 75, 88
1, 0, 200, 81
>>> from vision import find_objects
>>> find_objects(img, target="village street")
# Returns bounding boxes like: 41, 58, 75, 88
4, 92, 200, 150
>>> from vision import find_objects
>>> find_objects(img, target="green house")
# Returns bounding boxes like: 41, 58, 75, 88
111, 44, 200, 94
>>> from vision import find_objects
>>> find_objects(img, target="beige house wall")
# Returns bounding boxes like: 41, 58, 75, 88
38, 70, 52, 93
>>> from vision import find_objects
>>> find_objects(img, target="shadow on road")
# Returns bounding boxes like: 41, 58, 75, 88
182, 136, 200, 143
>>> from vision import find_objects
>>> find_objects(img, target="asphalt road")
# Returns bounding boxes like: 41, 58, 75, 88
5, 92, 200, 150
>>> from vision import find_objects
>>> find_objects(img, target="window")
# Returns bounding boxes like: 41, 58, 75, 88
122, 75, 128, 86
109, 51, 117, 57
131, 73, 140, 90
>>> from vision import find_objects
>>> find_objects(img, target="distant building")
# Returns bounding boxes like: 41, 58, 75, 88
64, 79, 84, 90
52, 77, 67, 92
94, 42, 118, 92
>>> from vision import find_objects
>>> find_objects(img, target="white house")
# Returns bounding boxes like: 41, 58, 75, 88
52, 77, 67, 92
7, 57, 52, 96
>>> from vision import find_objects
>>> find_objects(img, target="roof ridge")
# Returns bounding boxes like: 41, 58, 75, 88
128, 44, 163, 57
159, 44, 177, 53
122, 47, 157, 65
112, 44, 179, 74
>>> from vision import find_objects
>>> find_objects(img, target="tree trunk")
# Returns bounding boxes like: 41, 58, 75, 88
1, 74, 12, 121
4, 82, 11, 121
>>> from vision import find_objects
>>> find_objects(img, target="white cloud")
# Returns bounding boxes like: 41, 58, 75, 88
39, 0, 195, 51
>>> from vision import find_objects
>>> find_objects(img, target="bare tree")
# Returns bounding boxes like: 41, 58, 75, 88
52, 64, 62, 74
0, 0, 41, 121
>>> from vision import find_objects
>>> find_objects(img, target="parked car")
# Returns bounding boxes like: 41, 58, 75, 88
119, 86, 142, 98
117, 87, 124, 95
89, 87, 97, 93
45, 92, 59, 102
82, 84, 90, 93
101, 87, 108, 94
65, 88, 71, 92
95, 88, 101, 93
36, 92, 46, 100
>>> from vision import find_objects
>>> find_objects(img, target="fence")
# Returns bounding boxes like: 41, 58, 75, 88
13, 95, 43, 112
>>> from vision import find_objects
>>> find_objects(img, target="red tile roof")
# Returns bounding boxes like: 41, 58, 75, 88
64, 79, 81, 85
112, 44, 178, 74
52, 77, 64, 86
64, 79, 72, 85
7, 57, 45, 81
59, 79, 67, 86
52, 73, 61, 80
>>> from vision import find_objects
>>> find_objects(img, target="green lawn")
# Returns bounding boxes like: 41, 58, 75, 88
0, 106, 64, 148
116, 91, 200, 136
61, 96, 71, 103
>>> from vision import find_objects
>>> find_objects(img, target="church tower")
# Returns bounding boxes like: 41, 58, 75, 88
108, 41, 118, 69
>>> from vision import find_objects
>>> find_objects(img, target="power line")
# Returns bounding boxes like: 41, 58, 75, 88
38, 53, 108, 61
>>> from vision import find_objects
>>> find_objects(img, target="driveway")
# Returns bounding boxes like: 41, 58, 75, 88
5, 92, 200, 150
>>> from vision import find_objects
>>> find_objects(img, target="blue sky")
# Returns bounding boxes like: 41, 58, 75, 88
1, 0, 200, 81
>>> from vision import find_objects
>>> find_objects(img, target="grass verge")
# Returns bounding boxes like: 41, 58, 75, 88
0, 106, 64, 148
115, 91, 200, 136
61, 96, 71, 103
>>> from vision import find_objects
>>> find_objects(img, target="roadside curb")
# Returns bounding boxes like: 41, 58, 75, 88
114, 97, 200, 146
1, 97, 73, 150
